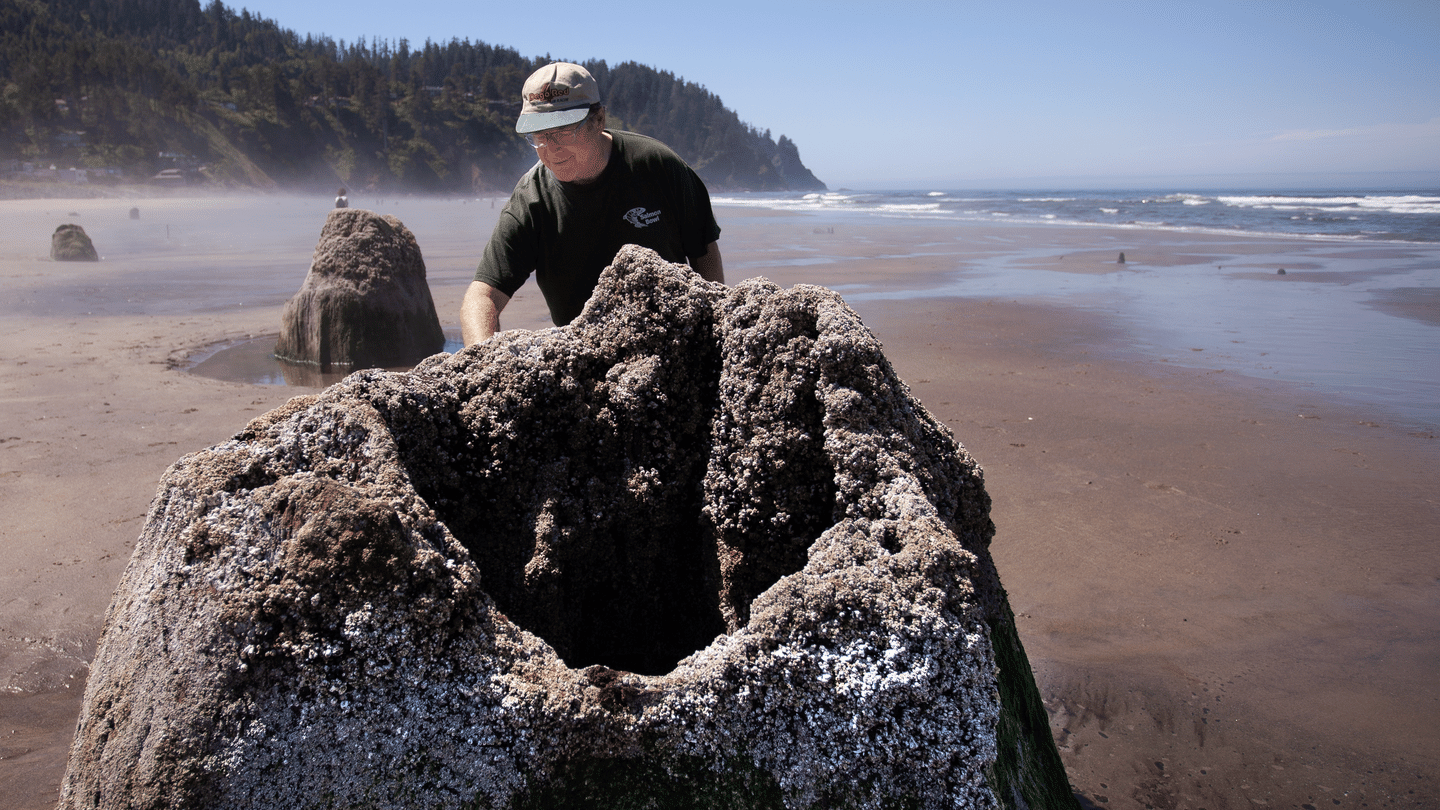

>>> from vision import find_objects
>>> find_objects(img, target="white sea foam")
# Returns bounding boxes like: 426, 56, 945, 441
1157, 193, 1211, 205
713, 193, 946, 217
714, 193, 860, 211
878, 203, 944, 213
1218, 194, 1440, 216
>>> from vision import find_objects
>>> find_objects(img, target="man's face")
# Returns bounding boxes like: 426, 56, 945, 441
531, 115, 611, 184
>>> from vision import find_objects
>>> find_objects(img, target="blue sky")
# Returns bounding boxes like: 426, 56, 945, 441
233, 0, 1440, 190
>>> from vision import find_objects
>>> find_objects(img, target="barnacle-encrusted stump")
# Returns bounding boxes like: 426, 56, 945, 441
50, 223, 98, 261
274, 208, 445, 371
59, 246, 1076, 809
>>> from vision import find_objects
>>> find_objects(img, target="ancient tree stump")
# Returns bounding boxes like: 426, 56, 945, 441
51, 223, 98, 261
61, 246, 1076, 809
275, 208, 445, 371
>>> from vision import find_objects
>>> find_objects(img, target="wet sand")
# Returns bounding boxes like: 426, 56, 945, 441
1, 196, 1436, 809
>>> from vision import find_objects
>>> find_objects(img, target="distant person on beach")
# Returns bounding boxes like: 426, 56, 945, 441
461, 62, 723, 345
334, 188, 349, 209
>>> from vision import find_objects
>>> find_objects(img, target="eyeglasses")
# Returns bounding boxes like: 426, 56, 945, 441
524, 119, 590, 149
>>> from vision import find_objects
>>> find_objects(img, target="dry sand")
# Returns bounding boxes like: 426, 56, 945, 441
1, 196, 1436, 809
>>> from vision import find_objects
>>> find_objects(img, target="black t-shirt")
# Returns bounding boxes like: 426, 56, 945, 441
475, 130, 722, 326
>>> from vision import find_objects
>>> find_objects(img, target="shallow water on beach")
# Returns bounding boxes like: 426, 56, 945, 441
721, 189, 1440, 430
719, 191, 1440, 431
187, 333, 464, 388
845, 243, 1440, 429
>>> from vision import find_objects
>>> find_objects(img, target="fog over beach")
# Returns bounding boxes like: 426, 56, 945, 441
1, 191, 1437, 809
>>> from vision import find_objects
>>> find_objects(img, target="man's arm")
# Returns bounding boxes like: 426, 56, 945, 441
690, 241, 724, 284
461, 281, 512, 346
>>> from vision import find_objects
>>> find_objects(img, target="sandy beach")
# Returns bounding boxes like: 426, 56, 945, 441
1, 195, 1436, 809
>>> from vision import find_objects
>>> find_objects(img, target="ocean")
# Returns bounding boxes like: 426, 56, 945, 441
712, 189, 1440, 430
711, 189, 1440, 243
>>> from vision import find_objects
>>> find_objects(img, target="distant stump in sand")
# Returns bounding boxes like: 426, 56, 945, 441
60, 246, 1076, 809
274, 208, 444, 371
51, 223, 98, 261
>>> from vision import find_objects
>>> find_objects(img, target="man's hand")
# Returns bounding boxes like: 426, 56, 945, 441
461, 281, 511, 346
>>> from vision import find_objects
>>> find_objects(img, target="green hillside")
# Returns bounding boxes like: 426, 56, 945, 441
0, 0, 826, 193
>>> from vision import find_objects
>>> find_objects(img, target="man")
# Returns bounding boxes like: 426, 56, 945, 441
461, 62, 724, 345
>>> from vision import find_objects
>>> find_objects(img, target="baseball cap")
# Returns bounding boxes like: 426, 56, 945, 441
516, 63, 601, 134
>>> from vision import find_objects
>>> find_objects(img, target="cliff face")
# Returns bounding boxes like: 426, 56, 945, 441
59, 245, 1072, 809
771, 135, 828, 192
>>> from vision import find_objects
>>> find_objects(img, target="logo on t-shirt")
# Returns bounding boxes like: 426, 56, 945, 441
623, 207, 662, 228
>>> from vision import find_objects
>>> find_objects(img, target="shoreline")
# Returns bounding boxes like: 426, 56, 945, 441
1, 197, 1436, 809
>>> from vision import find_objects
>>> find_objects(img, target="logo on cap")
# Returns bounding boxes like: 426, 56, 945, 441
527, 82, 571, 105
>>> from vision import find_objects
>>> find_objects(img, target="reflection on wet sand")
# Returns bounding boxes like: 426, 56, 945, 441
185, 333, 463, 388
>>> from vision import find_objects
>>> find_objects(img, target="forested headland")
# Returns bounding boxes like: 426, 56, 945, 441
0, 0, 826, 194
